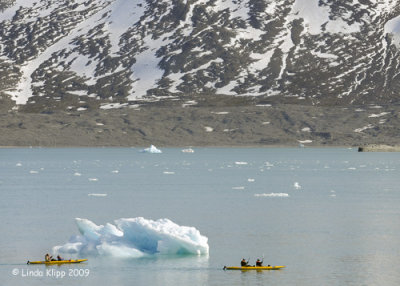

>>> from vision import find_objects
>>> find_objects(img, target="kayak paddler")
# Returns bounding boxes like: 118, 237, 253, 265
57, 255, 63, 261
241, 258, 249, 266
256, 259, 263, 266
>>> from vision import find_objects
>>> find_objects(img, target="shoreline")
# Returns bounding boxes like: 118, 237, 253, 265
1, 104, 399, 149
0, 144, 356, 149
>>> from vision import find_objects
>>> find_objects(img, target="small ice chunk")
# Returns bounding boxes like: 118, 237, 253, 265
141, 145, 162, 153
254, 193, 289, 197
232, 186, 245, 190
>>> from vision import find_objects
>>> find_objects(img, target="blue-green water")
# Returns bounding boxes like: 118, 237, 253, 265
0, 148, 399, 285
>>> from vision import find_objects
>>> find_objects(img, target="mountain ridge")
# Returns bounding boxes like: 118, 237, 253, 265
1, 0, 400, 147
1, 0, 400, 112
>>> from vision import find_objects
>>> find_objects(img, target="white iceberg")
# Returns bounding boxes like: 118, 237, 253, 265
53, 217, 209, 257
141, 145, 162, 153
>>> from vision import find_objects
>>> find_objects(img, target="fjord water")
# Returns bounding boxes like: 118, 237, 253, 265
1, 148, 399, 286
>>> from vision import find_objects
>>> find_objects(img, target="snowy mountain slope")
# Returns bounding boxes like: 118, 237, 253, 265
1, 0, 400, 111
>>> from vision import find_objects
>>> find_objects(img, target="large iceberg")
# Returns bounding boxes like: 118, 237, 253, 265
53, 217, 209, 258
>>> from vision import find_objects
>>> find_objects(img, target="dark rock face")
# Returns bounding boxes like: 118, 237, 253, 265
0, 0, 399, 111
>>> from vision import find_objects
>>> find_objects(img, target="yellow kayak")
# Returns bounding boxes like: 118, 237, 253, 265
27, 259, 88, 265
224, 265, 285, 270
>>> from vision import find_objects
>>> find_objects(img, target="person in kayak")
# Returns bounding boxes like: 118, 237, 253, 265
45, 254, 51, 262
57, 255, 63, 261
256, 259, 263, 266
241, 258, 249, 266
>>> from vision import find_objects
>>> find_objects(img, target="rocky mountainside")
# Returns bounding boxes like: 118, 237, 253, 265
1, 0, 400, 147
1, 0, 400, 113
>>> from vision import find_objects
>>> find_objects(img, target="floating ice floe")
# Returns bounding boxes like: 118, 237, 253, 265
88, 178, 98, 182
29, 170, 39, 174
53, 217, 209, 257
294, 182, 301, 190
264, 162, 274, 167
88, 193, 107, 197
232, 186, 245, 190
181, 148, 194, 153
111, 170, 119, 173
163, 171, 175, 175
16, 163, 22, 167
141, 145, 162, 153
254, 193, 289, 197
235, 161, 248, 165
74, 172, 82, 176
248, 178, 255, 182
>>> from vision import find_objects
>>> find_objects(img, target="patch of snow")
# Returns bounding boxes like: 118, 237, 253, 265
106, 0, 146, 56
298, 140, 312, 144
368, 112, 389, 118
211, 111, 230, 115
385, 14, 400, 47
292, 0, 330, 34
354, 124, 374, 133
100, 103, 129, 110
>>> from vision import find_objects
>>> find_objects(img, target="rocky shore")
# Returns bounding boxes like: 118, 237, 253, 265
358, 144, 400, 152
1, 99, 399, 148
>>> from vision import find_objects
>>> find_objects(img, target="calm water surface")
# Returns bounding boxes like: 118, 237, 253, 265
0, 148, 399, 286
